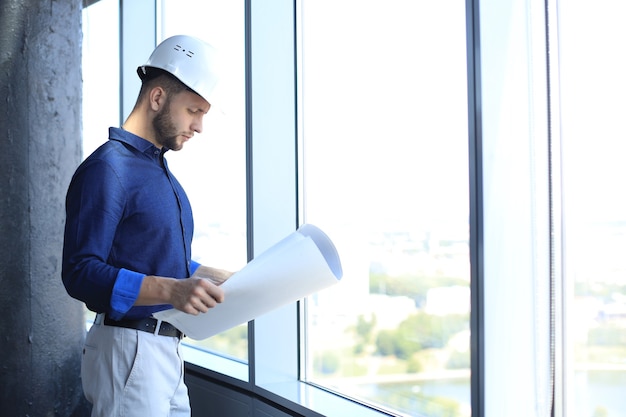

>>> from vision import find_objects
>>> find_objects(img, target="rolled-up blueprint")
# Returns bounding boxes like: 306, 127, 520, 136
154, 224, 343, 340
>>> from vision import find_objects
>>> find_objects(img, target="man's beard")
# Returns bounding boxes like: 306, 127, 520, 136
152, 100, 181, 151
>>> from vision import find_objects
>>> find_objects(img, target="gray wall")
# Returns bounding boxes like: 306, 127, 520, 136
0, 0, 89, 415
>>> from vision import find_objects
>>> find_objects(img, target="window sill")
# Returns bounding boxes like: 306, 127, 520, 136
257, 380, 399, 417
182, 347, 398, 417
181, 344, 249, 383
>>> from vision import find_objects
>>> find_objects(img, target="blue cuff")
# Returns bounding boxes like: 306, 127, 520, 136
109, 268, 144, 320
190, 260, 201, 275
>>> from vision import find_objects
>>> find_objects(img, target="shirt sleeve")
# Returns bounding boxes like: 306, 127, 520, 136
62, 157, 139, 315
109, 268, 145, 320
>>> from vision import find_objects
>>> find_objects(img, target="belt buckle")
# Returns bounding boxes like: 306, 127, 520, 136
153, 318, 163, 336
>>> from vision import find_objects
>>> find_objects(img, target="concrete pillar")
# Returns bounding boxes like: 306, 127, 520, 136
0, 0, 89, 415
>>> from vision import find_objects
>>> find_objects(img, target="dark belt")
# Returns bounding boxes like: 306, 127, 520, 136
102, 315, 183, 338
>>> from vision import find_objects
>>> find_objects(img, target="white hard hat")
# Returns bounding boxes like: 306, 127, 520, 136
137, 35, 219, 104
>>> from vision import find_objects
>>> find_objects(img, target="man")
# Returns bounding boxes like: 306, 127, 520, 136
62, 35, 232, 416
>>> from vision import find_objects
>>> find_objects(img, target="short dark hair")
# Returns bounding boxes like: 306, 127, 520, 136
137, 67, 190, 102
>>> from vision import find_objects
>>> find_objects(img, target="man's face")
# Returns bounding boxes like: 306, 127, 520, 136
153, 90, 211, 151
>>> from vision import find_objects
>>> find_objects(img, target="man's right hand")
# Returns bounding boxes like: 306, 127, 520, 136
135, 275, 225, 315
168, 276, 225, 315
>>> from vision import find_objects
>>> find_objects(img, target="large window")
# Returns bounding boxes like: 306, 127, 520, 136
158, 0, 248, 364
559, 1, 626, 415
81, 1, 626, 416
299, 1, 471, 416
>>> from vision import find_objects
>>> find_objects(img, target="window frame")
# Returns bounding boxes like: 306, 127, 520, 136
466, 0, 484, 414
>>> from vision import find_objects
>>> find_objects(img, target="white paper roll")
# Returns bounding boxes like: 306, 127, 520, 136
154, 224, 343, 340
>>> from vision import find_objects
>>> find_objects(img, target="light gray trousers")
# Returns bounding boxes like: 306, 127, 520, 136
82, 320, 190, 417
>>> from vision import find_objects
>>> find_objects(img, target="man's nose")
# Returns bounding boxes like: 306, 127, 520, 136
192, 118, 203, 134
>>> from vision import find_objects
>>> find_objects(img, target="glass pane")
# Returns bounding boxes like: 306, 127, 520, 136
81, 0, 120, 326
159, 0, 248, 362
82, 0, 119, 158
560, 1, 626, 415
299, 1, 470, 416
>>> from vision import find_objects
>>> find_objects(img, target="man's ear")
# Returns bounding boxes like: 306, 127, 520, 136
149, 86, 166, 112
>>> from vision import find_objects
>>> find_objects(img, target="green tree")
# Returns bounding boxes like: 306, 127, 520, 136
375, 312, 469, 360
314, 351, 340, 375
369, 272, 467, 304
588, 324, 626, 346
351, 314, 377, 354
355, 314, 377, 342
376, 329, 396, 356
446, 349, 470, 369
592, 406, 608, 417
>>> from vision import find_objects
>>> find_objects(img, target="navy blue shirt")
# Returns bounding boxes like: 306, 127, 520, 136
62, 127, 200, 320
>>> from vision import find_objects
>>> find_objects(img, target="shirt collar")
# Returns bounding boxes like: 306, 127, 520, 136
108, 127, 167, 157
